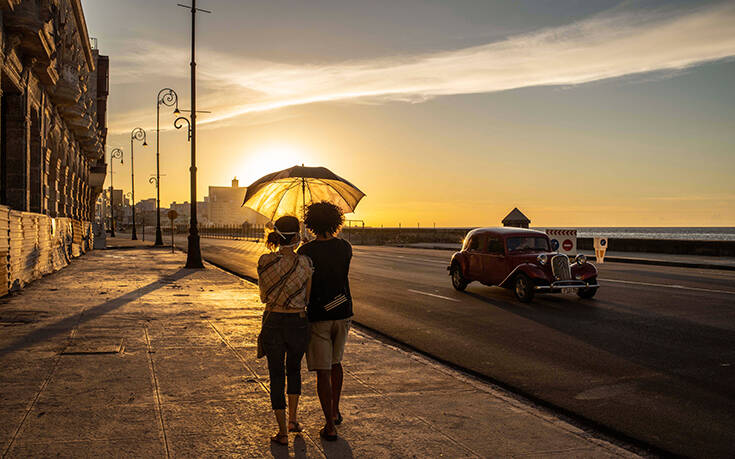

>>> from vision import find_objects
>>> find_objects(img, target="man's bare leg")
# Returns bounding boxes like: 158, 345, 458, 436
316, 369, 337, 436
331, 363, 343, 422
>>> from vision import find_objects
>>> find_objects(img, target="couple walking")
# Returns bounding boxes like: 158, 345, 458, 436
257, 201, 352, 444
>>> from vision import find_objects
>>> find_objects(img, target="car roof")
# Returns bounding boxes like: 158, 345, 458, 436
466, 227, 548, 238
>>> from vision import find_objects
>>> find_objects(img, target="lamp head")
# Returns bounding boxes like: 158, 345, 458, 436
173, 107, 181, 115
143, 140, 148, 146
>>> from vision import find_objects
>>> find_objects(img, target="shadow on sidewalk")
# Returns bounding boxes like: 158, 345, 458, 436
268, 434, 353, 459
0, 268, 193, 357
321, 437, 354, 458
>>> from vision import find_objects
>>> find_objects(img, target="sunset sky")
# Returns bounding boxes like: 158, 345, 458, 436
82, 0, 735, 227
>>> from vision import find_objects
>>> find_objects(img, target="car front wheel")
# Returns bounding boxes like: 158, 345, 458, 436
577, 277, 598, 299
451, 264, 468, 291
514, 273, 535, 303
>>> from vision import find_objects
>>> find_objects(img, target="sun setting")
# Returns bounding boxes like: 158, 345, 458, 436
238, 143, 311, 184
1, 1, 735, 457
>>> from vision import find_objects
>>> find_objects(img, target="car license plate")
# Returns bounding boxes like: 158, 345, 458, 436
562, 288, 575, 295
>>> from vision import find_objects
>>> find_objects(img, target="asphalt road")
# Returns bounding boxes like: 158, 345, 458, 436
176, 236, 735, 457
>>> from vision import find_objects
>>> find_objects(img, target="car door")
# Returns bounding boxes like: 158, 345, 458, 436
466, 234, 486, 280
481, 236, 508, 285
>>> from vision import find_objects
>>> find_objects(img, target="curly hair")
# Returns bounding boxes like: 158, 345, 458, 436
304, 201, 344, 237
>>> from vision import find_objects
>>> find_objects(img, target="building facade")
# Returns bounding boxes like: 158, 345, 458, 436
0, 0, 108, 294
0, 0, 108, 219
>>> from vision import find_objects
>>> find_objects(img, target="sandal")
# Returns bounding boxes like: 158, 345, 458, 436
288, 421, 303, 432
319, 427, 338, 442
270, 432, 288, 445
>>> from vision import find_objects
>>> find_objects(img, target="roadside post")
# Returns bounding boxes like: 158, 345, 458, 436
546, 229, 577, 256
168, 210, 179, 253
594, 237, 608, 263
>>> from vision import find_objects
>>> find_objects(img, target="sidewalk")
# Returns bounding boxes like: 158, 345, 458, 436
0, 248, 640, 458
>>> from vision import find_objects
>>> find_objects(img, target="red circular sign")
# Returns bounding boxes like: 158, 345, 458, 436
562, 239, 573, 251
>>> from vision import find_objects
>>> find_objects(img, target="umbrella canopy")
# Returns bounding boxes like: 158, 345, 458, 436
242, 165, 365, 221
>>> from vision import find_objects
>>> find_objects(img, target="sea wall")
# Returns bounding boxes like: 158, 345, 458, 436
339, 227, 735, 257
576, 238, 735, 257
340, 227, 468, 245
0, 205, 93, 296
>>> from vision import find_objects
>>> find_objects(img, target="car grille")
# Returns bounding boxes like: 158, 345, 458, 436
552, 255, 572, 280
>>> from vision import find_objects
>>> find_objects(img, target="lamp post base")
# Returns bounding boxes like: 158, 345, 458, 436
154, 227, 164, 246
185, 232, 204, 269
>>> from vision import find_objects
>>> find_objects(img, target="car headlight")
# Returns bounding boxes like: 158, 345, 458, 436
575, 254, 587, 265
537, 254, 548, 266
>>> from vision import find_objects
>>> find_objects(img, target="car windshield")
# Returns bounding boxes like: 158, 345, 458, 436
506, 237, 550, 253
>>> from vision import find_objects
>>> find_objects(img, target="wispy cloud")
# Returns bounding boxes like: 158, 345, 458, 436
108, 2, 735, 133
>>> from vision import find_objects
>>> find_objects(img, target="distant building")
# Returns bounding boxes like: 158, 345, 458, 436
168, 200, 208, 226
136, 198, 156, 213
502, 208, 530, 228
207, 178, 267, 225
110, 188, 128, 227
169, 201, 191, 225
135, 198, 157, 225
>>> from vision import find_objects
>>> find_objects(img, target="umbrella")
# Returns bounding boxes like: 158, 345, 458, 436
242, 165, 365, 221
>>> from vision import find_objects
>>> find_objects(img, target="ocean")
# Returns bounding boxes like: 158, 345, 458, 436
535, 227, 735, 241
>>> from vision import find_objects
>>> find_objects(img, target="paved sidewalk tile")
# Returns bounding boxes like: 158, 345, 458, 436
0, 248, 640, 458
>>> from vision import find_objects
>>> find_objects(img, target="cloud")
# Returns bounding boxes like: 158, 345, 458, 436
108, 2, 735, 133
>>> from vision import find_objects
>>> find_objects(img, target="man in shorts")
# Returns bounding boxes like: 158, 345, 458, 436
297, 202, 353, 441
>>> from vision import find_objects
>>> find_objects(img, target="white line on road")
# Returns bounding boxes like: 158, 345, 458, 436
408, 289, 461, 302
603, 278, 735, 295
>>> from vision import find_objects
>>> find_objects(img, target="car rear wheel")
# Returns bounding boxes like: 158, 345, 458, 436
514, 273, 535, 303
577, 277, 598, 299
451, 264, 468, 291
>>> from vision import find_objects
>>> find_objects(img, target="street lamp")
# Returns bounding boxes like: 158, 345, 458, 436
177, 0, 210, 269
130, 127, 147, 240
155, 88, 180, 246
108, 148, 123, 237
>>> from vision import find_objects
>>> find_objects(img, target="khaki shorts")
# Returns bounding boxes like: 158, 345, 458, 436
306, 319, 351, 371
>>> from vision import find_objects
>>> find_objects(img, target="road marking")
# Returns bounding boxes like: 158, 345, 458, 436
408, 289, 461, 302
603, 278, 735, 295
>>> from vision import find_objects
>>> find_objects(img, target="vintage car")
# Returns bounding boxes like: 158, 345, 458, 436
448, 227, 599, 302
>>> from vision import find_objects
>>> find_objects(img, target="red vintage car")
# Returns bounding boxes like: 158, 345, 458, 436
448, 227, 599, 302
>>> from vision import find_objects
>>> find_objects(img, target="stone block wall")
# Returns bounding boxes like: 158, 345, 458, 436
0, 204, 92, 295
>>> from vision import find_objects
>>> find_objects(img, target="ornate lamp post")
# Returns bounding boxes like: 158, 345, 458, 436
155, 88, 180, 246
130, 127, 147, 240
108, 148, 123, 237
177, 0, 210, 269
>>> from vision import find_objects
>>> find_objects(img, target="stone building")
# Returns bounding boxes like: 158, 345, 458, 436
207, 177, 267, 226
0, 0, 109, 294
1, 0, 108, 217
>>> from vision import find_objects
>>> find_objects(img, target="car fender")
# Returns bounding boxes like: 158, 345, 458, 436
448, 252, 470, 275
571, 262, 598, 281
499, 263, 549, 288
